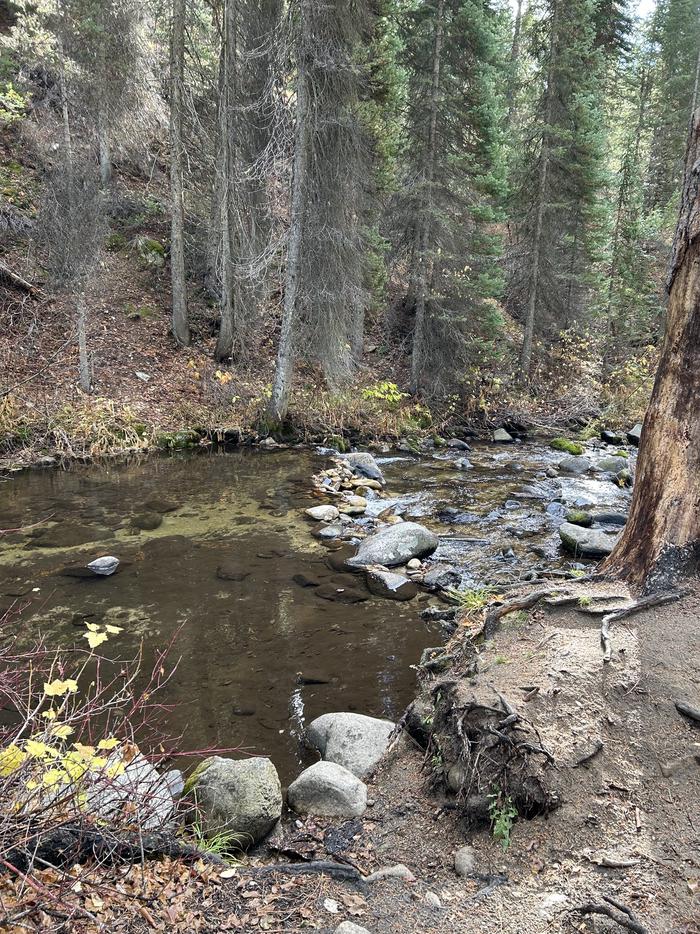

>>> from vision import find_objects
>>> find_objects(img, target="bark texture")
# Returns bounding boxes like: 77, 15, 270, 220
169, 0, 190, 348
603, 109, 700, 587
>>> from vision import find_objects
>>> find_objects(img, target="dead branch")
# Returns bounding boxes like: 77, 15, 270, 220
0, 261, 43, 298
674, 699, 700, 723
574, 894, 648, 933
600, 590, 689, 662
253, 860, 363, 882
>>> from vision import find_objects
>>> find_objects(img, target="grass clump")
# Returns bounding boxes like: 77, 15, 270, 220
446, 586, 496, 612
550, 437, 584, 455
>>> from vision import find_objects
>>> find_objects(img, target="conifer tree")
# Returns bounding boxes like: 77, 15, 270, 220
396, 0, 506, 395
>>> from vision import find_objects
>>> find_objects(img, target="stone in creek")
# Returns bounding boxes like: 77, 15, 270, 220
131, 511, 163, 531
447, 438, 471, 450
493, 428, 514, 443
315, 583, 369, 604
407, 558, 422, 570
366, 568, 418, 601
308, 712, 395, 779
87, 556, 120, 576
311, 521, 345, 540
341, 452, 385, 485
566, 509, 592, 527
559, 522, 619, 557
627, 423, 643, 446
339, 495, 368, 516
216, 564, 250, 582
546, 502, 566, 520
600, 429, 624, 445
594, 456, 629, 476
187, 756, 282, 845
305, 505, 340, 522
593, 511, 627, 526
347, 522, 439, 568
423, 564, 461, 591
292, 573, 321, 588
455, 457, 473, 470
287, 761, 367, 817
558, 455, 592, 475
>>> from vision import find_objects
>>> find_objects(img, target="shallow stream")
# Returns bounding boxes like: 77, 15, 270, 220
0, 441, 632, 782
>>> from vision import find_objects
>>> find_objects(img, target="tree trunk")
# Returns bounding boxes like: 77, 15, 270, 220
170, 0, 190, 347
518, 0, 557, 381
410, 0, 444, 394
603, 109, 700, 588
97, 98, 112, 191
77, 291, 91, 393
268, 0, 311, 426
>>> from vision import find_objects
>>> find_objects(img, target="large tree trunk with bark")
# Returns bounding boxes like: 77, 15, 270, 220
603, 109, 700, 588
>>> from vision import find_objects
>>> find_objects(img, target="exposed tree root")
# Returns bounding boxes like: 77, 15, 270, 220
674, 699, 700, 723
600, 589, 689, 662
253, 860, 363, 882
480, 588, 567, 638
574, 894, 648, 933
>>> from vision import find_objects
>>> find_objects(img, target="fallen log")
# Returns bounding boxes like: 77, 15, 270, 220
0, 260, 42, 298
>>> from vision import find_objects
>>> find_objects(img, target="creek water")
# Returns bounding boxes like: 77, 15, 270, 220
0, 442, 632, 782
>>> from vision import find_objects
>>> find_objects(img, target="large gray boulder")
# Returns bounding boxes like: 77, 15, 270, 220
493, 428, 514, 443
287, 761, 367, 817
341, 452, 385, 484
559, 522, 619, 557
594, 456, 628, 476
189, 756, 282, 846
86, 752, 177, 831
307, 712, 395, 778
558, 455, 592, 475
347, 522, 438, 568
366, 568, 417, 601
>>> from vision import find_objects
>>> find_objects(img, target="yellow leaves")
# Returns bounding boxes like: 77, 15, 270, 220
105, 625, 123, 635
51, 724, 74, 740
97, 737, 119, 750
72, 743, 95, 759
42, 768, 67, 788
0, 744, 26, 776
44, 679, 78, 697
25, 739, 58, 760
83, 630, 108, 650
105, 761, 126, 779
42, 709, 57, 720
214, 369, 233, 386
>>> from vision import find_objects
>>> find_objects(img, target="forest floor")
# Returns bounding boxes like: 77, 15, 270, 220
9, 580, 695, 934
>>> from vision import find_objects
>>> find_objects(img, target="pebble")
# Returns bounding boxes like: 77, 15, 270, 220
335, 923, 371, 934
454, 845, 477, 877
424, 891, 442, 909
407, 558, 422, 570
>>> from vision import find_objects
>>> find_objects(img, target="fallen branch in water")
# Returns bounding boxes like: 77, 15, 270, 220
600, 590, 689, 662
574, 895, 648, 933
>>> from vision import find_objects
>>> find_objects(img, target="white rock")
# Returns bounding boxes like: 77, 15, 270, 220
305, 505, 340, 522
364, 864, 416, 883
406, 558, 422, 570
307, 712, 394, 778
454, 845, 477, 877
87, 556, 119, 576
424, 891, 442, 909
335, 923, 371, 934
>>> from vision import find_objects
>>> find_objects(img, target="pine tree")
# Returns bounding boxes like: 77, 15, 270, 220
396, 0, 506, 396
645, 0, 700, 213
508, 0, 607, 379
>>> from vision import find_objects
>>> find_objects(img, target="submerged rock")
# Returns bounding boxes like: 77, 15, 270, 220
307, 712, 395, 778
559, 522, 619, 557
287, 761, 367, 817
311, 521, 345, 541
455, 457, 473, 470
366, 568, 418, 601
188, 756, 282, 845
347, 522, 438, 568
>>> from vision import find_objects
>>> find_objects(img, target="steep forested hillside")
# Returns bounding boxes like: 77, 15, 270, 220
0, 0, 698, 460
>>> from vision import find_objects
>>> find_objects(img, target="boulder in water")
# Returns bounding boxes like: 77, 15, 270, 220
287, 761, 367, 817
627, 423, 643, 446
594, 456, 628, 476
87, 556, 119, 577
493, 428, 514, 443
600, 429, 624, 445
366, 568, 418, 601
347, 522, 438, 568
558, 455, 592, 475
559, 522, 619, 557
307, 712, 395, 778
341, 452, 385, 484
447, 438, 471, 450
305, 505, 339, 522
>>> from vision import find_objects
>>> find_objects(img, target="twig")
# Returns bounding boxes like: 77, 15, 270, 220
574, 894, 648, 933
601, 590, 689, 662
0, 261, 43, 298
674, 699, 700, 724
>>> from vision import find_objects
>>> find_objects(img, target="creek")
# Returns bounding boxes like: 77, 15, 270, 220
0, 441, 632, 782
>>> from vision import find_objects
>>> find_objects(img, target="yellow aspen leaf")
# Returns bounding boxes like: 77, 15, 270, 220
52, 724, 74, 740
106, 762, 126, 779
62, 757, 86, 781
44, 679, 79, 697
97, 737, 119, 750
27, 779, 39, 790
83, 631, 108, 649
85, 623, 100, 632
72, 743, 95, 759
41, 709, 57, 720
42, 768, 66, 787
0, 744, 26, 776
25, 740, 58, 759
90, 756, 108, 769
104, 625, 123, 635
